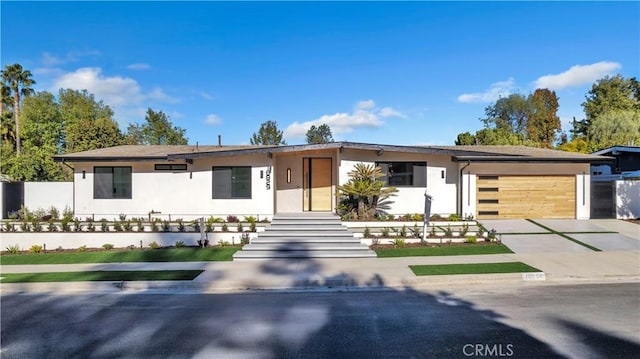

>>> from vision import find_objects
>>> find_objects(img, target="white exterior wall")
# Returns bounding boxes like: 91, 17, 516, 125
339, 149, 458, 215
616, 179, 640, 219
73, 155, 274, 220
461, 173, 476, 219
23, 182, 74, 212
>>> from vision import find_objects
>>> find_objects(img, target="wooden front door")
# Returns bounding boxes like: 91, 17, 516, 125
303, 158, 332, 211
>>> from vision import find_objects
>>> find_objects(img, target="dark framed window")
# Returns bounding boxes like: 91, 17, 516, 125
213, 166, 251, 199
155, 163, 187, 171
376, 162, 427, 187
94, 167, 132, 199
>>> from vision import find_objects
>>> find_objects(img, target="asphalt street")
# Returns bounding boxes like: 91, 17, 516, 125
1, 282, 638, 358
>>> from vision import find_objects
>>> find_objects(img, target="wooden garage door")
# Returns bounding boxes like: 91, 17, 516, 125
476, 175, 575, 219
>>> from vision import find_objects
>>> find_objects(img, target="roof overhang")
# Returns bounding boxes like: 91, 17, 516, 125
452, 155, 614, 163
53, 156, 169, 163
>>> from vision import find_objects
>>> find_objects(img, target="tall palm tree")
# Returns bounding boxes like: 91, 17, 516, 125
1, 63, 36, 154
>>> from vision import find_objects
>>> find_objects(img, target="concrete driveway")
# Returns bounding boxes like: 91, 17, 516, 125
480, 219, 640, 254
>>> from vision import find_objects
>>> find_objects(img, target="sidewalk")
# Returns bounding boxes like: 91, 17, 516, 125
2, 250, 638, 294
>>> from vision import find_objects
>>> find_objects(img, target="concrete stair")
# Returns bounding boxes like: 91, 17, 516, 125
232, 213, 376, 259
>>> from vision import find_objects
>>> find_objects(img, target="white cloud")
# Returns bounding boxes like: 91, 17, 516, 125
205, 114, 221, 125
147, 87, 180, 104
457, 78, 515, 103
284, 100, 404, 139
41, 50, 100, 66
534, 61, 621, 90
42, 52, 65, 66
200, 91, 215, 100
126, 63, 151, 70
53, 67, 144, 107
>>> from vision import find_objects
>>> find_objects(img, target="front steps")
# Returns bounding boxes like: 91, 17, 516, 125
232, 213, 376, 259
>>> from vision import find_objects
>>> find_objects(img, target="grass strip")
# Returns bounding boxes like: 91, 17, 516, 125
525, 219, 601, 252
375, 243, 513, 257
0, 270, 203, 283
1, 247, 239, 265
410, 262, 540, 276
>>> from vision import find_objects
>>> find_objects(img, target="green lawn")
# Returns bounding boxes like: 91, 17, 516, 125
0, 247, 239, 265
410, 262, 540, 276
0, 270, 203, 283
375, 243, 513, 257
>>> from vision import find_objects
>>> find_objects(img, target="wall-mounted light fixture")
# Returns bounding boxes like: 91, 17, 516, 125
287, 168, 292, 183
190, 171, 193, 179
441, 170, 445, 179
82, 170, 86, 179
260, 170, 264, 179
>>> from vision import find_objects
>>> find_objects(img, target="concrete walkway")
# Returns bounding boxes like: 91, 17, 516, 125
1, 250, 638, 294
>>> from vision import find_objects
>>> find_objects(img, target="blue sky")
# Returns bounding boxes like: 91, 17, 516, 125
2, 1, 639, 146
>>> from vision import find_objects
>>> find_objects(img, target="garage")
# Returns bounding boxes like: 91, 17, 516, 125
476, 175, 576, 219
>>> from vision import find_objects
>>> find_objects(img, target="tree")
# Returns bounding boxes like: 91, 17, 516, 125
455, 131, 476, 145
58, 89, 125, 152
527, 89, 561, 148
588, 109, 640, 150
126, 108, 188, 145
578, 75, 640, 138
306, 124, 334, 144
338, 163, 397, 220
481, 94, 531, 135
250, 120, 286, 145
1, 63, 36, 154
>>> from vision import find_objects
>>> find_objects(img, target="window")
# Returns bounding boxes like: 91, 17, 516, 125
213, 167, 251, 199
155, 163, 187, 171
94, 167, 132, 199
376, 162, 427, 187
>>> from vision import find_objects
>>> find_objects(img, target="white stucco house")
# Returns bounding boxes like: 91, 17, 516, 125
53, 142, 609, 221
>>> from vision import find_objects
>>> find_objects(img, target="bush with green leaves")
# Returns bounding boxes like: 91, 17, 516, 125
217, 240, 230, 247
460, 223, 469, 237
100, 218, 109, 232
162, 220, 170, 232
31, 219, 42, 232
5, 244, 21, 254
73, 218, 82, 232
151, 218, 160, 232
61, 217, 71, 232
20, 221, 30, 232
244, 216, 257, 223
113, 221, 123, 232
102, 243, 114, 250
48, 206, 60, 220
29, 244, 43, 253
77, 245, 87, 252
221, 223, 228, 232
241, 231, 251, 245
62, 206, 74, 221
176, 219, 185, 232
363, 226, 371, 238
123, 220, 132, 232
175, 240, 186, 248
47, 219, 58, 232
3, 222, 16, 232
191, 219, 201, 232
399, 225, 407, 238
392, 238, 405, 248
236, 222, 244, 232
464, 236, 478, 244
118, 213, 127, 221
135, 218, 144, 232
447, 214, 461, 221
409, 225, 421, 239
380, 227, 390, 237
149, 241, 160, 249
249, 221, 257, 232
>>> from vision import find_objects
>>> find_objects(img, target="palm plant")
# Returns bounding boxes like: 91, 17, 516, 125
1, 64, 36, 154
338, 163, 397, 220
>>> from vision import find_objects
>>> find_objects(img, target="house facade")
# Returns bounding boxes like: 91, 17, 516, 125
54, 142, 609, 221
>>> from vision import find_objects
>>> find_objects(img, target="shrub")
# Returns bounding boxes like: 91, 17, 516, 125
409, 225, 422, 239
363, 226, 371, 238
123, 220, 132, 232
443, 224, 453, 237
241, 231, 251, 245
177, 219, 185, 232
87, 220, 96, 232
447, 214, 461, 222
31, 219, 43, 232
244, 216, 257, 223
460, 223, 469, 237
118, 213, 127, 221
226, 215, 239, 223
412, 213, 424, 222
249, 221, 257, 232
191, 220, 201, 233
399, 225, 407, 238
207, 216, 224, 223
380, 227, 390, 237
113, 221, 124, 232
464, 213, 475, 221
151, 218, 160, 232
464, 236, 477, 244
402, 213, 413, 221
73, 218, 82, 232
45, 219, 57, 232
61, 217, 71, 232
77, 245, 87, 252
392, 238, 405, 248
28, 244, 43, 254
205, 222, 214, 233
429, 214, 444, 221
5, 244, 20, 254
3, 222, 16, 232
149, 241, 160, 249
135, 218, 144, 232
101, 218, 109, 232
162, 220, 170, 232
18, 205, 32, 221
217, 240, 230, 247
62, 206, 74, 221
20, 221, 30, 232
175, 240, 186, 248
48, 206, 60, 220
221, 223, 228, 232
102, 243, 114, 250
236, 222, 244, 232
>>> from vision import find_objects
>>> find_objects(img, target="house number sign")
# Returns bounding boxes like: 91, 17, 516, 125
266, 166, 271, 190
